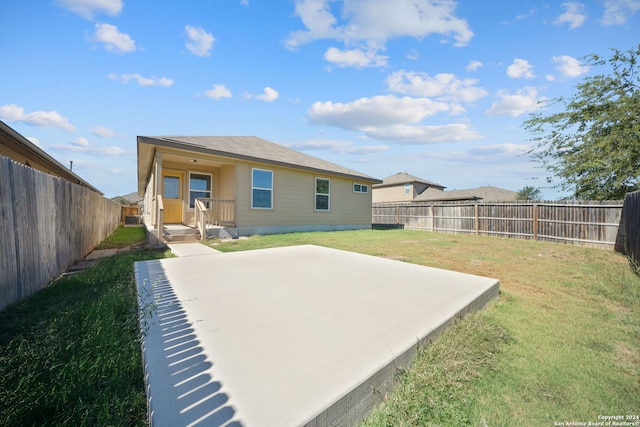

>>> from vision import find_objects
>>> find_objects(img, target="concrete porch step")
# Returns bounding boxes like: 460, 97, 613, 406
163, 224, 200, 243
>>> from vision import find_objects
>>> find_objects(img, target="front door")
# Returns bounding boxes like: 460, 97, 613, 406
162, 172, 183, 223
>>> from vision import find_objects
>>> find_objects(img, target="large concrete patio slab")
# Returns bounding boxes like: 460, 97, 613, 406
134, 244, 499, 427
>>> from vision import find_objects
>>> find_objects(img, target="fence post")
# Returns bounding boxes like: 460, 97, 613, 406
533, 203, 538, 241
429, 205, 434, 232
474, 203, 479, 235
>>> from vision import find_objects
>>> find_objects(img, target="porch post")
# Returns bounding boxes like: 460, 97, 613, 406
154, 152, 163, 233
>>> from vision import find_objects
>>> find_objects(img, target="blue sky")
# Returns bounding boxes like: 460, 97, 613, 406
1, 0, 638, 199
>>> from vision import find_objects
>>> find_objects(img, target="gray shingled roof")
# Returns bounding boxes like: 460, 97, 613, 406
138, 135, 381, 183
414, 186, 518, 202
374, 172, 444, 189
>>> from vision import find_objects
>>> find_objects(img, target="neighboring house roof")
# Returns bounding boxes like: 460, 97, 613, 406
0, 120, 103, 194
138, 135, 382, 194
373, 172, 445, 189
414, 186, 519, 202
114, 192, 143, 204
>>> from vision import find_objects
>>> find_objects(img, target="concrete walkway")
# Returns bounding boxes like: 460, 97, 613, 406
134, 245, 499, 427
167, 242, 222, 257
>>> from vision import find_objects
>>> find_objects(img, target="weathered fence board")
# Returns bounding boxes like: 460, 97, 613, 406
373, 200, 624, 249
0, 157, 121, 311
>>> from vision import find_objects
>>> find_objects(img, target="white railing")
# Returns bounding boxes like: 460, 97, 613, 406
195, 198, 236, 240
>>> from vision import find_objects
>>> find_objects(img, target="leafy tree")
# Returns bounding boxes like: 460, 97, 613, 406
524, 45, 640, 200
517, 186, 542, 200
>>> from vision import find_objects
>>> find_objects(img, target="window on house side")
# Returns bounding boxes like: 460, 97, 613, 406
252, 168, 273, 209
353, 183, 368, 193
315, 178, 330, 211
404, 183, 411, 195
189, 173, 211, 208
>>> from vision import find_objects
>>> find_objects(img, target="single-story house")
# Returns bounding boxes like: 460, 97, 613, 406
413, 186, 519, 202
0, 120, 102, 194
137, 135, 382, 239
372, 172, 518, 203
372, 172, 445, 203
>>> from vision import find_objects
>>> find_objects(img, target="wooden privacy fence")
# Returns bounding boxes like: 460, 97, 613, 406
373, 200, 624, 250
621, 191, 640, 266
0, 157, 121, 311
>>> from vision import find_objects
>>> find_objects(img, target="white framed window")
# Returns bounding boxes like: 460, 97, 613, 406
189, 172, 212, 208
315, 177, 330, 211
353, 183, 368, 194
404, 183, 411, 195
252, 168, 273, 209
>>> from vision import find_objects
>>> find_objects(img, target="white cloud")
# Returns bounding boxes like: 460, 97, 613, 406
386, 70, 487, 103
486, 87, 544, 117
56, 0, 122, 19
467, 143, 529, 157
94, 23, 135, 53
306, 94, 481, 143
52, 137, 127, 156
286, 0, 473, 50
552, 55, 589, 78
108, 73, 173, 87
0, 104, 75, 131
324, 47, 388, 68
92, 125, 122, 138
254, 87, 280, 102
308, 95, 452, 129
287, 139, 388, 155
554, 2, 587, 29
185, 25, 215, 57
507, 58, 536, 79
406, 49, 419, 60
466, 60, 483, 72
71, 137, 90, 147
363, 123, 482, 144
27, 137, 42, 147
602, 0, 640, 25
92, 126, 114, 137
204, 84, 233, 99
241, 0, 249, 5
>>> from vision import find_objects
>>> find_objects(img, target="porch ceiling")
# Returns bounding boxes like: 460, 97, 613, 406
137, 141, 234, 195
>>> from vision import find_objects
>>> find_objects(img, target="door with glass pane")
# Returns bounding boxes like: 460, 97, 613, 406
162, 172, 183, 223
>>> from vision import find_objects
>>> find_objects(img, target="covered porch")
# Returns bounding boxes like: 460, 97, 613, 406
139, 143, 238, 243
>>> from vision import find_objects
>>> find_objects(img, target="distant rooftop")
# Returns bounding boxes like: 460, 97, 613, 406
374, 172, 445, 189
414, 186, 518, 202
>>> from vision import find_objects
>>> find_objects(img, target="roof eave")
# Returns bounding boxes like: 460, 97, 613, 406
138, 136, 382, 184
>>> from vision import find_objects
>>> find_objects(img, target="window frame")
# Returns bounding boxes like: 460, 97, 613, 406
404, 183, 411, 195
353, 183, 369, 194
188, 172, 212, 209
251, 168, 273, 209
315, 177, 330, 211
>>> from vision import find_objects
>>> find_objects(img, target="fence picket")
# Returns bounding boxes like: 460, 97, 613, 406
373, 200, 625, 250
0, 157, 121, 311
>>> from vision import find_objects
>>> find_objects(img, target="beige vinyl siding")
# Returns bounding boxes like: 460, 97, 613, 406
372, 185, 414, 203
219, 165, 236, 200
236, 162, 372, 228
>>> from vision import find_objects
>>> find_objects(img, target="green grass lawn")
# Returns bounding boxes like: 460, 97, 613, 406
1, 229, 637, 426
95, 225, 147, 249
0, 228, 163, 427
208, 230, 640, 426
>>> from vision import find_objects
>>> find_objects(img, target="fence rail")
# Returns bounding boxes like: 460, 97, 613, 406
1, 157, 121, 311
372, 200, 624, 250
